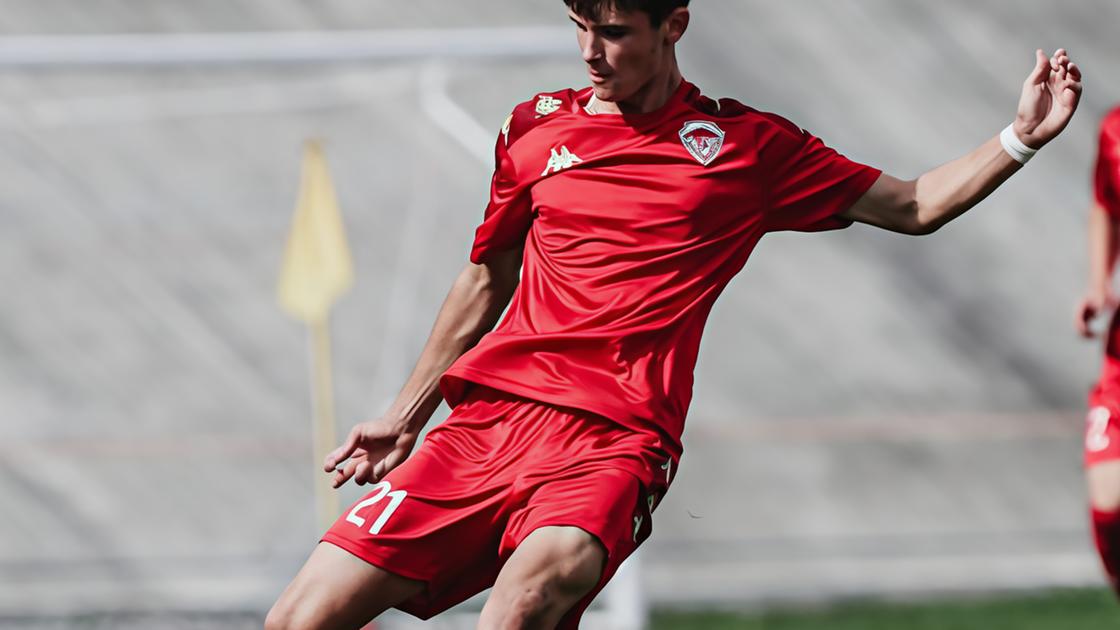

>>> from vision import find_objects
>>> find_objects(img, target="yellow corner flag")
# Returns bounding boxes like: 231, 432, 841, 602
278, 140, 354, 324
278, 140, 353, 533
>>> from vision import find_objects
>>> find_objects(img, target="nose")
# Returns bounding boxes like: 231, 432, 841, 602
579, 33, 603, 64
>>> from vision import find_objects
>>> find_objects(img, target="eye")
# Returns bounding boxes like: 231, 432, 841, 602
601, 27, 628, 40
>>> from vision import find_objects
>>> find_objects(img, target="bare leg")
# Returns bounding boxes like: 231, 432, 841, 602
477, 526, 605, 630
266, 542, 425, 630
1088, 461, 1120, 512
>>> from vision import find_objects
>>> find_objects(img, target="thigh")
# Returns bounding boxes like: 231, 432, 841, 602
1089, 461, 1120, 512
267, 542, 423, 630
480, 526, 607, 629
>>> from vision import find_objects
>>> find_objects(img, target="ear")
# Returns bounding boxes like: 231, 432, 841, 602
663, 7, 689, 44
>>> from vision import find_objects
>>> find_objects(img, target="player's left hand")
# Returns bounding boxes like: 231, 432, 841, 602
1013, 48, 1082, 149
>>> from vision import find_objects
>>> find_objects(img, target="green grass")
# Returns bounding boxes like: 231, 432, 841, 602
652, 588, 1120, 630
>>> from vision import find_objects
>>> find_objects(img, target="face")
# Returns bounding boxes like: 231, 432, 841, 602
569, 7, 677, 102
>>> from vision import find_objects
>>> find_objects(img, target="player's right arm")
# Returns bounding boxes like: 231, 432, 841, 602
325, 247, 523, 488
326, 100, 541, 489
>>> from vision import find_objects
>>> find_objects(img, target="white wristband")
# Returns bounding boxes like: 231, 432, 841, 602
1000, 124, 1038, 164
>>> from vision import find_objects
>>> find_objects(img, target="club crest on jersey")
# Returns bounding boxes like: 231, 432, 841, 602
535, 95, 562, 117
542, 145, 582, 176
678, 120, 725, 166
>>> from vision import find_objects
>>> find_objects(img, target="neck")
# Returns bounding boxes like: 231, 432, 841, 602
592, 64, 683, 116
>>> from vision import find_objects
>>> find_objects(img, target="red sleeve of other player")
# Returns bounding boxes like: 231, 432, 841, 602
1095, 109, 1120, 217
760, 116, 881, 233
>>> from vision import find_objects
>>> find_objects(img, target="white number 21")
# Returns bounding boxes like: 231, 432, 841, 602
345, 481, 407, 535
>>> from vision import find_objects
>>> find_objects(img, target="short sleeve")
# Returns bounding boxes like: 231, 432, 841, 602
762, 121, 881, 233
1095, 113, 1120, 217
469, 122, 535, 264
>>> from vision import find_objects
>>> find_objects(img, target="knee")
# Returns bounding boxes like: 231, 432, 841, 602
265, 594, 318, 630
264, 602, 291, 630
488, 582, 592, 630
1091, 493, 1120, 514
550, 548, 604, 599
1088, 463, 1120, 512
500, 586, 553, 627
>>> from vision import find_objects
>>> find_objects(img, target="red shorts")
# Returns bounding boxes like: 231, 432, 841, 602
321, 385, 675, 626
1086, 384, 1120, 467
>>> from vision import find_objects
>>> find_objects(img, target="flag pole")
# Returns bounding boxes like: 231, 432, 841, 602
278, 139, 354, 536
310, 317, 341, 533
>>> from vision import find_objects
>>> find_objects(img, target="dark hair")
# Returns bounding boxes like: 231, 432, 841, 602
563, 0, 690, 26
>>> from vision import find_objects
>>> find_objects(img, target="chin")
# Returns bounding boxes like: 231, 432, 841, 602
592, 84, 631, 103
591, 85, 615, 101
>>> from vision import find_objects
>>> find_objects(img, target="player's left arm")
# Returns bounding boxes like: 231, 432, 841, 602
841, 48, 1082, 235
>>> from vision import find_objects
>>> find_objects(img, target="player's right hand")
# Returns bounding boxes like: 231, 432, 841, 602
1076, 290, 1117, 338
324, 418, 418, 489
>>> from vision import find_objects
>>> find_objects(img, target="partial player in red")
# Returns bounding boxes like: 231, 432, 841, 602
267, 1, 1083, 628
1077, 106, 1120, 598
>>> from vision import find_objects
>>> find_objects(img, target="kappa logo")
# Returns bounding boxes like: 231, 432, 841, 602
542, 145, 583, 176
678, 120, 725, 166
535, 95, 562, 117
632, 514, 644, 542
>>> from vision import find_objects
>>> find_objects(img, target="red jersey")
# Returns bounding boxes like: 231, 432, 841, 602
1097, 107, 1120, 217
1097, 109, 1120, 400
440, 80, 881, 456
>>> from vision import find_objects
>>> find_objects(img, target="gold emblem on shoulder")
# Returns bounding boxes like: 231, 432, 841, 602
535, 95, 562, 118
500, 114, 513, 145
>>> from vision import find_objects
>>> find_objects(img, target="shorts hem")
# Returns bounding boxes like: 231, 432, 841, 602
508, 512, 643, 589
505, 521, 613, 562
1086, 454, 1120, 469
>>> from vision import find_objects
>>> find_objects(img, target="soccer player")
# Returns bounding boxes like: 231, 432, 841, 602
1078, 105, 1120, 597
267, 1, 1083, 628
